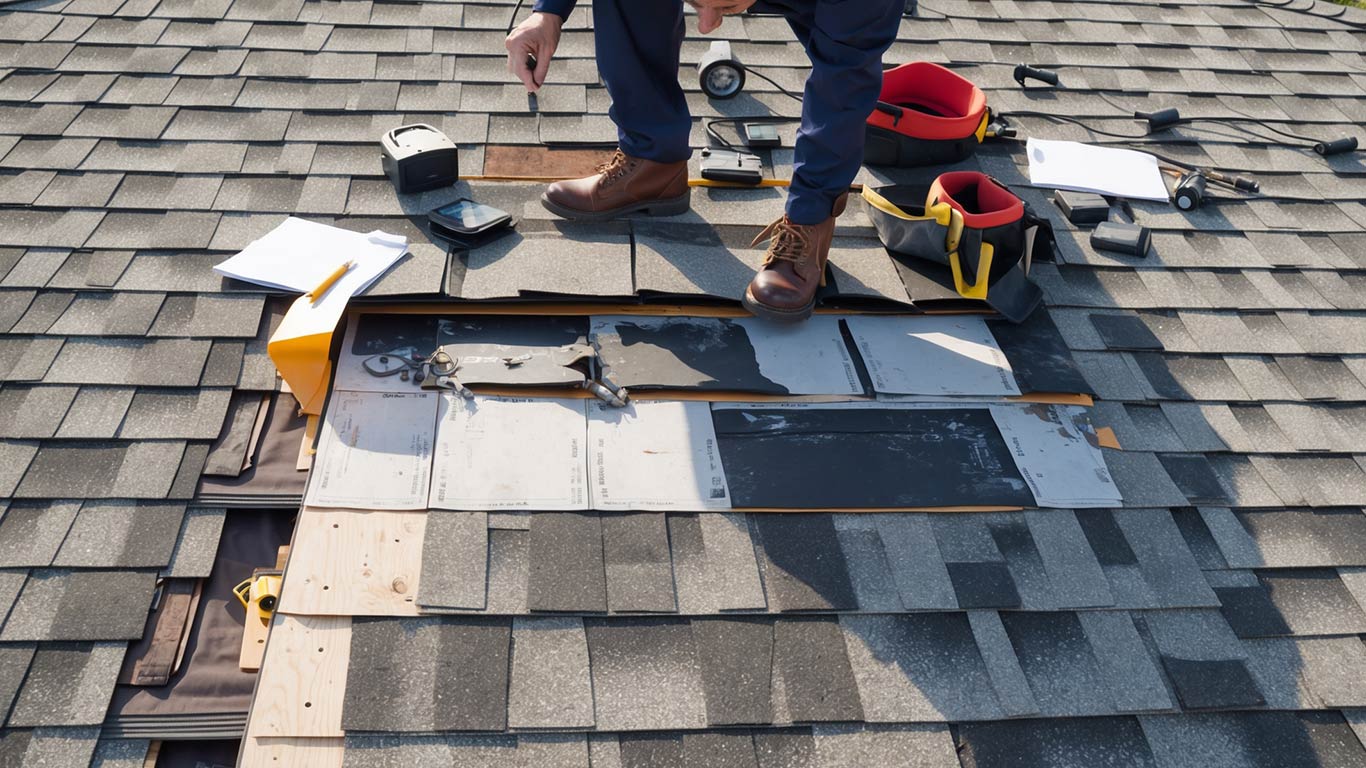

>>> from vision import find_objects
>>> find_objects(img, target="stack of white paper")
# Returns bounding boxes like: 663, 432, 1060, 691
989, 403, 1121, 508
213, 217, 409, 309
1026, 138, 1169, 202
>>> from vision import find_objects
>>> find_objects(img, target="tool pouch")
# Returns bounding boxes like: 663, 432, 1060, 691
864, 62, 991, 167
863, 171, 1050, 323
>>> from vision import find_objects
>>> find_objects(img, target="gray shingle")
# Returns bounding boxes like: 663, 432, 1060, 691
811, 725, 956, 768
55, 386, 134, 439
8, 642, 125, 726
773, 617, 862, 723
118, 388, 233, 439
0, 440, 39, 496
602, 512, 676, 614
342, 617, 511, 732
1, 570, 157, 641
417, 511, 488, 611
507, 617, 594, 729
0, 385, 78, 439
874, 514, 956, 611
841, 613, 1003, 722
45, 338, 210, 386
999, 612, 1114, 717
669, 513, 766, 614
692, 618, 774, 727
46, 291, 165, 336
586, 618, 707, 731
52, 501, 185, 569
0, 500, 80, 568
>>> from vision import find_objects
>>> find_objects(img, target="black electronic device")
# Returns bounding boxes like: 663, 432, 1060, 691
698, 40, 746, 99
1053, 189, 1109, 226
1090, 222, 1151, 258
381, 124, 459, 194
699, 148, 763, 185
744, 123, 782, 148
427, 199, 513, 248
1172, 171, 1206, 211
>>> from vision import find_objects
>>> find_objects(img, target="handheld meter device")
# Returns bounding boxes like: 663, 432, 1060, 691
427, 199, 513, 248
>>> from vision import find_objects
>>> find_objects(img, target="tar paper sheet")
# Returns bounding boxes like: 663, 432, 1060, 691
846, 315, 1020, 397
590, 315, 862, 395
989, 403, 1121, 508
429, 394, 589, 510
304, 390, 436, 510
588, 399, 731, 511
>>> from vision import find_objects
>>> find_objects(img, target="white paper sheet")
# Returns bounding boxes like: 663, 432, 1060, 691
588, 399, 731, 511
429, 395, 589, 511
989, 403, 1121, 508
304, 390, 437, 510
1026, 138, 1169, 201
213, 217, 408, 301
846, 315, 1021, 397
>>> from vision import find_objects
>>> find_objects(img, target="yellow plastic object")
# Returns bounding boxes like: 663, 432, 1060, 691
268, 293, 343, 416
949, 241, 993, 301
233, 574, 283, 626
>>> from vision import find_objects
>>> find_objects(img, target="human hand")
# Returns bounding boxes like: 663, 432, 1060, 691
688, 0, 756, 34
505, 11, 563, 91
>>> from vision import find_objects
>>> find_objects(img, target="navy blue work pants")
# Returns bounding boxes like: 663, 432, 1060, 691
591, 0, 903, 224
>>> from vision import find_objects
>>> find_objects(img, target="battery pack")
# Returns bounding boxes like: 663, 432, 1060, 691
1091, 222, 1151, 258
699, 148, 764, 185
1053, 189, 1110, 226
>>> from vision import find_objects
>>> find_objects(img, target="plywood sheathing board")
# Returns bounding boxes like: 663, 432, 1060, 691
239, 737, 343, 768
278, 507, 425, 616
246, 614, 351, 738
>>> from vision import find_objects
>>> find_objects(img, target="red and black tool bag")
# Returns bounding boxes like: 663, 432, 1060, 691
863, 172, 1052, 322
864, 62, 990, 167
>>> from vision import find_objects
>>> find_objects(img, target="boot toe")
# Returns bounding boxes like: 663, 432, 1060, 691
747, 271, 807, 311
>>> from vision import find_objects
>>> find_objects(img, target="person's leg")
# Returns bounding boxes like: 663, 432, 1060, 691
784, 0, 902, 224
542, 0, 691, 219
592, 0, 692, 163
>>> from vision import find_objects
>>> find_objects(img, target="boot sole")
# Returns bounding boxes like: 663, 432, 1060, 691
540, 190, 691, 222
741, 287, 816, 323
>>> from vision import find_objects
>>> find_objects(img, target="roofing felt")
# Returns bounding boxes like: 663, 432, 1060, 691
2, 0, 1366, 764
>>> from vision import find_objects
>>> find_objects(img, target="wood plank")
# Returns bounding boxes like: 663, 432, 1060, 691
239, 568, 280, 672
278, 507, 425, 616
246, 614, 351, 738
239, 737, 344, 768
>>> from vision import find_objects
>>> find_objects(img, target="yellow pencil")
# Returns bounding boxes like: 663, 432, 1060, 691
307, 260, 354, 302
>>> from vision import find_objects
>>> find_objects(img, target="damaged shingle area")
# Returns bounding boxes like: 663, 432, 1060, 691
4, 0, 1366, 763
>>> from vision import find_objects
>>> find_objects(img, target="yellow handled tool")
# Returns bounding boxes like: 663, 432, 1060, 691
233, 574, 282, 626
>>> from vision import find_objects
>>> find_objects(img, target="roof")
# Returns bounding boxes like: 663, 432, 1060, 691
2, 0, 1366, 764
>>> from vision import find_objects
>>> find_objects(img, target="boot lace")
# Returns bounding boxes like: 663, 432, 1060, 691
595, 150, 636, 188
752, 216, 811, 269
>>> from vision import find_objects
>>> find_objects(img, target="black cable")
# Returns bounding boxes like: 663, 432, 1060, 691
742, 66, 806, 103
507, 0, 525, 33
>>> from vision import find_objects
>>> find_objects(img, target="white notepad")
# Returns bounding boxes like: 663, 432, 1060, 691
213, 217, 408, 300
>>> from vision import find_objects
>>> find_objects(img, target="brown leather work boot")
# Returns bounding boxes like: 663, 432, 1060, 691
741, 192, 849, 322
541, 149, 690, 221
